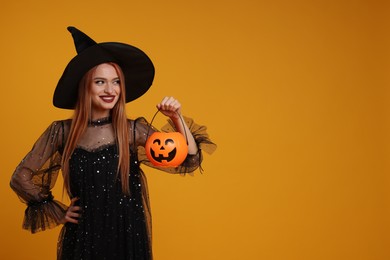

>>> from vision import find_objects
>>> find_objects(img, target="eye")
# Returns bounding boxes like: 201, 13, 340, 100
95, 80, 105, 85
165, 139, 174, 145
113, 79, 121, 85
153, 139, 161, 145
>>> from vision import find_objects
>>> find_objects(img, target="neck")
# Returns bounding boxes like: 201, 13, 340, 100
88, 116, 112, 126
91, 110, 111, 121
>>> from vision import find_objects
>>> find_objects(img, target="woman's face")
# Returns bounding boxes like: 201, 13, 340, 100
90, 63, 121, 119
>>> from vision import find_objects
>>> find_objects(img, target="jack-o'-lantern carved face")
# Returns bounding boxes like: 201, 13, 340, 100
145, 132, 188, 167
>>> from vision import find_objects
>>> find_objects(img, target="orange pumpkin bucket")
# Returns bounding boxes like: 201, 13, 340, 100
145, 110, 188, 167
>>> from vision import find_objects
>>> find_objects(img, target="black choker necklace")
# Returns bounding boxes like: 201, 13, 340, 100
88, 116, 112, 126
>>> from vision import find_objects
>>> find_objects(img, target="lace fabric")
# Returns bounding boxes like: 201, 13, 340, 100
77, 121, 117, 152
10, 121, 68, 233
10, 115, 216, 259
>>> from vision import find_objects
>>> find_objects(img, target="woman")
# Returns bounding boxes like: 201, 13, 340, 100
10, 26, 216, 260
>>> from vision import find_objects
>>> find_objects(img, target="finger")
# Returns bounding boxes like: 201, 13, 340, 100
69, 206, 82, 213
67, 212, 81, 218
70, 197, 79, 206
156, 97, 167, 110
65, 209, 81, 223
171, 99, 181, 110
165, 96, 175, 104
157, 97, 182, 114
165, 96, 177, 105
164, 97, 179, 110
72, 206, 82, 211
167, 100, 181, 116
65, 216, 79, 224
165, 97, 174, 107
160, 96, 170, 107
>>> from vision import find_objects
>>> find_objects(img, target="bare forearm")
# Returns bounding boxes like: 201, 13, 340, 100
171, 115, 198, 155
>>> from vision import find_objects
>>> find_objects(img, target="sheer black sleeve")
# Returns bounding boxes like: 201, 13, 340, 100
133, 116, 216, 174
10, 121, 68, 233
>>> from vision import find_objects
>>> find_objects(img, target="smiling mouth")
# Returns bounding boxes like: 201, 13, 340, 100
100, 96, 116, 103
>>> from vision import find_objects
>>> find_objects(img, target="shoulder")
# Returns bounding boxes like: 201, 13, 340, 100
127, 117, 150, 128
50, 119, 71, 131
43, 119, 71, 141
52, 119, 72, 125
127, 117, 153, 139
133, 117, 149, 125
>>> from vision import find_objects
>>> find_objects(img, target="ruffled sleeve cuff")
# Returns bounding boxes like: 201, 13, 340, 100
162, 116, 217, 154
23, 193, 67, 234
161, 116, 217, 173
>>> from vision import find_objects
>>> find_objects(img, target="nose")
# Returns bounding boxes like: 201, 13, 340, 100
104, 83, 114, 94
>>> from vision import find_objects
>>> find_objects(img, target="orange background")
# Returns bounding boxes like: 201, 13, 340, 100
0, 0, 389, 259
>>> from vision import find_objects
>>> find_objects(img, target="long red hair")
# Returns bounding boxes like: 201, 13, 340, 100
61, 62, 130, 195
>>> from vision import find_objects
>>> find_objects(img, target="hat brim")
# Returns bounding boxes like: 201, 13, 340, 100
53, 42, 155, 109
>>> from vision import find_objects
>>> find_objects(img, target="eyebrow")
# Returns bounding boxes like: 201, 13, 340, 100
93, 77, 120, 80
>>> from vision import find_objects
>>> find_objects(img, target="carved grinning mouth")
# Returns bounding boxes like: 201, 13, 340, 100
150, 147, 177, 162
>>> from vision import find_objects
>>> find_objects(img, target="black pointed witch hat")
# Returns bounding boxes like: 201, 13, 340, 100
53, 26, 155, 109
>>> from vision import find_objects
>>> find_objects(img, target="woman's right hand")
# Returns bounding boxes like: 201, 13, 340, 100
60, 197, 81, 224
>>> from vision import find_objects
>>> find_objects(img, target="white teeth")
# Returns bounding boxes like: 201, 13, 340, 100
101, 96, 114, 101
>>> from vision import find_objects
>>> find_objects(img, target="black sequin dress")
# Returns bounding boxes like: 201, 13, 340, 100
10, 116, 216, 260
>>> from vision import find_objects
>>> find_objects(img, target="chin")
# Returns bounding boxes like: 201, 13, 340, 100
92, 101, 119, 114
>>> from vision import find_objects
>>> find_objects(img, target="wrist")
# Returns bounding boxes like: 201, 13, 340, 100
169, 113, 182, 122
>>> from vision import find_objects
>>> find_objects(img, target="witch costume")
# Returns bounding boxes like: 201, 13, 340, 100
10, 27, 216, 260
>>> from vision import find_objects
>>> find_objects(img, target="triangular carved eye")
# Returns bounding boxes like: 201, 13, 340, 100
153, 139, 161, 145
165, 139, 174, 145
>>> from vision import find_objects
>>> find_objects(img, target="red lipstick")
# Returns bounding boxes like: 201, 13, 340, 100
100, 95, 116, 103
